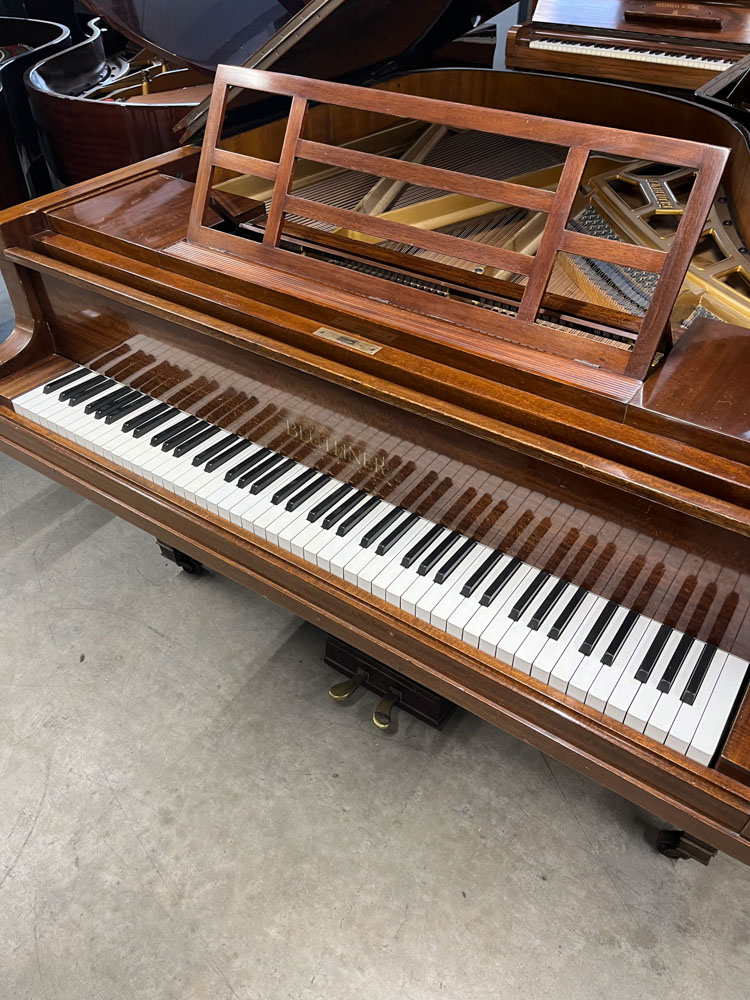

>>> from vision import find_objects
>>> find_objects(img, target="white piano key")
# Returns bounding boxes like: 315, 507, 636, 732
530, 590, 601, 685
604, 619, 663, 723
362, 519, 433, 596
585, 615, 652, 713
548, 595, 610, 693
686, 654, 749, 766
665, 650, 728, 755
513, 581, 575, 675
445, 552, 512, 640
624, 629, 683, 734
488, 573, 562, 662
464, 564, 536, 651
566, 604, 632, 703
328, 502, 397, 576
418, 544, 492, 626
423, 544, 494, 627
645, 639, 707, 744
317, 503, 387, 574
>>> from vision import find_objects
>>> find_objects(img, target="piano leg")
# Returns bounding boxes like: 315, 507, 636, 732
156, 539, 204, 576
656, 830, 717, 865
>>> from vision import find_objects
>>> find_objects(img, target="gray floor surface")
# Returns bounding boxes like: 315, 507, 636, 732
1, 454, 749, 1000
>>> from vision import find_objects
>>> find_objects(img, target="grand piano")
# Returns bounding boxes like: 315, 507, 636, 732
506, 1, 750, 91
1, 55, 750, 865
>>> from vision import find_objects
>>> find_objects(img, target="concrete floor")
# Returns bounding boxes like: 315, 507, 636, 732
2, 456, 750, 1000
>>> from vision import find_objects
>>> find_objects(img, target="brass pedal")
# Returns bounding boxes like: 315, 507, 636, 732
328, 672, 364, 701
373, 688, 400, 730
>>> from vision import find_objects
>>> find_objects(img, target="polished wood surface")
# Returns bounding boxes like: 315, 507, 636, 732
0, 16, 70, 206
25, 19, 206, 187
696, 50, 750, 130
506, 0, 750, 90
0, 67, 749, 862
184, 67, 727, 383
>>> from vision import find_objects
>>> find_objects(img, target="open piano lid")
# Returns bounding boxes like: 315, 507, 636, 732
79, 0, 508, 79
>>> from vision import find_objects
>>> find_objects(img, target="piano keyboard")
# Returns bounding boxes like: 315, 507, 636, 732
12, 363, 749, 767
528, 38, 735, 74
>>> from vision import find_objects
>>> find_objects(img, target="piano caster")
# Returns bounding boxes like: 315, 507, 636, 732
328, 672, 364, 701
373, 688, 400, 731
157, 540, 204, 576
656, 830, 717, 865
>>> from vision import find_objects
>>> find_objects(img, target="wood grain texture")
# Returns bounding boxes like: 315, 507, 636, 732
186, 68, 728, 381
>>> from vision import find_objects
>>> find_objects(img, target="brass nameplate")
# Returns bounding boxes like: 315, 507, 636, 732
311, 326, 382, 355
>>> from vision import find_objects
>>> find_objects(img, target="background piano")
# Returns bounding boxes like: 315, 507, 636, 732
23, 0, 514, 186
506, 0, 750, 91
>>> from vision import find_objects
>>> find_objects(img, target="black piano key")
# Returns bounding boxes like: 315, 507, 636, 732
206, 439, 254, 473
226, 448, 272, 484
376, 513, 420, 556
601, 609, 639, 665
401, 524, 444, 569
104, 395, 150, 424
192, 434, 240, 468
133, 406, 180, 438
579, 599, 619, 656
238, 453, 284, 489
322, 491, 369, 530
173, 426, 219, 458
96, 389, 143, 420
509, 570, 550, 621
528, 578, 568, 631
67, 377, 115, 406
480, 557, 523, 607
361, 507, 406, 549
634, 623, 673, 683
460, 549, 503, 599
417, 531, 460, 577
548, 586, 588, 640
123, 402, 169, 434
43, 368, 90, 394
337, 496, 381, 536
160, 419, 204, 452
657, 633, 695, 694
272, 467, 317, 505
308, 484, 352, 523
59, 374, 108, 402
434, 537, 477, 584
681, 644, 718, 705
249, 457, 297, 495
85, 385, 131, 415
150, 415, 196, 447
286, 474, 331, 512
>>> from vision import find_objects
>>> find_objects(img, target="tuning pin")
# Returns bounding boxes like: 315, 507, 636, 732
328, 672, 364, 701
372, 688, 400, 730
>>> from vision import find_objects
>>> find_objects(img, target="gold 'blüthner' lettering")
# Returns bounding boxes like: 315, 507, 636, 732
285, 419, 386, 475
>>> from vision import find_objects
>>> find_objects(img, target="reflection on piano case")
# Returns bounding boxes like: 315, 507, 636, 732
1, 66, 750, 865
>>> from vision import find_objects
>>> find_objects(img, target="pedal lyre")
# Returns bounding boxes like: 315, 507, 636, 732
328, 671, 364, 701
373, 688, 400, 730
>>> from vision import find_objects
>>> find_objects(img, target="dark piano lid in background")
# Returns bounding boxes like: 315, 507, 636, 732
80, 0, 511, 80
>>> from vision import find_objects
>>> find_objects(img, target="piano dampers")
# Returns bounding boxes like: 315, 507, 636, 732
182, 66, 729, 382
